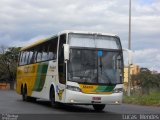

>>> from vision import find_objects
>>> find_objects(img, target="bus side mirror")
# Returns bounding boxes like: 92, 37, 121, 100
63, 44, 70, 61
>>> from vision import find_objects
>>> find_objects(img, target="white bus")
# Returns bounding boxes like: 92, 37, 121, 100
16, 30, 124, 111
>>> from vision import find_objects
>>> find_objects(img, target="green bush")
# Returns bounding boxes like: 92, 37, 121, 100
123, 92, 160, 106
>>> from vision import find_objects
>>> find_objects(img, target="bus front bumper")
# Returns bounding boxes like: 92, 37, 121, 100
65, 89, 123, 105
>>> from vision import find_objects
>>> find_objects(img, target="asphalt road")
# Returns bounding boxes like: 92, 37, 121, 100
0, 90, 160, 120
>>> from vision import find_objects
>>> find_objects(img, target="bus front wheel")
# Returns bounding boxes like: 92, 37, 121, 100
93, 104, 105, 111
50, 87, 56, 107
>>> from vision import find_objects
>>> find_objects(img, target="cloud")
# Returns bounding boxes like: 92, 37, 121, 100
134, 48, 160, 72
0, 0, 159, 72
10, 35, 48, 47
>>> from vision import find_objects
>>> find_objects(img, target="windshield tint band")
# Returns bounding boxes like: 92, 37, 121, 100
68, 33, 121, 49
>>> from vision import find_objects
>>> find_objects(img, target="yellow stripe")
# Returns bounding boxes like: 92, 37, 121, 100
21, 35, 58, 51
83, 91, 112, 94
16, 63, 38, 96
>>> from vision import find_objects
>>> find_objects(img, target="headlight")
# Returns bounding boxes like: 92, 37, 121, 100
66, 85, 81, 92
113, 88, 123, 93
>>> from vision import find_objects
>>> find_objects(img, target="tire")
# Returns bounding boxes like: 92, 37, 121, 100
50, 87, 56, 107
93, 104, 105, 111
27, 97, 37, 102
22, 86, 27, 101
22, 86, 36, 102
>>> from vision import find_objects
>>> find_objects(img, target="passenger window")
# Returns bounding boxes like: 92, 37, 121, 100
42, 44, 49, 61
24, 51, 30, 64
28, 49, 34, 64
18, 52, 21, 66
21, 51, 27, 65
48, 37, 58, 60
37, 46, 43, 62
19, 52, 23, 65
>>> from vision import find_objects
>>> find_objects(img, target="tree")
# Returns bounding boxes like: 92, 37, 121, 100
0, 46, 21, 89
137, 68, 160, 95
131, 74, 140, 93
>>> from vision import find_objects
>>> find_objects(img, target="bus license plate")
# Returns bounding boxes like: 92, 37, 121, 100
92, 97, 101, 101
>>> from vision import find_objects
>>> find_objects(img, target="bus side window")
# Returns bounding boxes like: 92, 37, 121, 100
22, 51, 26, 65
25, 51, 30, 65
42, 43, 49, 61
33, 47, 38, 63
48, 37, 58, 60
58, 34, 66, 84
36, 45, 43, 62
28, 49, 34, 64
18, 52, 21, 66
19, 52, 23, 65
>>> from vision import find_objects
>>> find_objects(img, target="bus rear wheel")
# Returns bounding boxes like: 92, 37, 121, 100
93, 104, 105, 111
27, 96, 37, 102
22, 86, 27, 101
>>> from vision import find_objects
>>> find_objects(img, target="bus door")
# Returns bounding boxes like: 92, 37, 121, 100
57, 34, 66, 102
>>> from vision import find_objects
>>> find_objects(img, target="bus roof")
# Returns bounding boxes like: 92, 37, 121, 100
20, 36, 57, 51
59, 30, 117, 37
20, 30, 118, 51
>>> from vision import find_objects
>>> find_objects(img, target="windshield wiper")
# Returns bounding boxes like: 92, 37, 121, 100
99, 57, 103, 74
98, 57, 112, 84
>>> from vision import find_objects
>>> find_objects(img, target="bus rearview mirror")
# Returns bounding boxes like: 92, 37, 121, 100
63, 44, 70, 61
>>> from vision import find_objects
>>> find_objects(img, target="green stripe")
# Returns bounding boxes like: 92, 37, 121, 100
94, 85, 115, 92
33, 62, 48, 91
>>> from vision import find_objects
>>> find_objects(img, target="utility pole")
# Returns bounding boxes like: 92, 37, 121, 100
127, 0, 131, 96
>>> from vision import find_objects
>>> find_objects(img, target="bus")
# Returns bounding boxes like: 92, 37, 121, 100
16, 30, 124, 111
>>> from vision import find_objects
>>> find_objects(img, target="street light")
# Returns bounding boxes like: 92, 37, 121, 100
123, 48, 133, 96
128, 0, 132, 96
129, 0, 131, 50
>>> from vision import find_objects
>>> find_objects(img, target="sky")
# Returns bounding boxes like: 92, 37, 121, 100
0, 0, 160, 72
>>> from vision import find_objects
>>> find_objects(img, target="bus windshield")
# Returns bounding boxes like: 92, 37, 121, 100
68, 49, 123, 85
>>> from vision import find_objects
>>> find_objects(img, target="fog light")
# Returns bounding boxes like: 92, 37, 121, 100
70, 99, 75, 103
115, 101, 119, 104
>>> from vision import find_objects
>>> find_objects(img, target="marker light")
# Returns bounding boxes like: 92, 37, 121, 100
113, 88, 123, 93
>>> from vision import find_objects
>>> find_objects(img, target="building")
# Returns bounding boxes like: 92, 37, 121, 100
0, 83, 10, 90
123, 64, 140, 90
